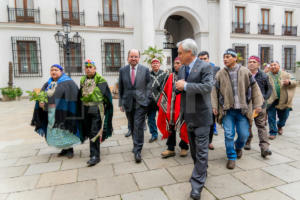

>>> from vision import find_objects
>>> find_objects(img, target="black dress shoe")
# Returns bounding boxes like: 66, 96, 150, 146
87, 156, 100, 167
190, 189, 201, 200
125, 131, 132, 137
261, 149, 272, 158
134, 152, 142, 163
65, 148, 74, 159
58, 149, 68, 157
148, 137, 157, 143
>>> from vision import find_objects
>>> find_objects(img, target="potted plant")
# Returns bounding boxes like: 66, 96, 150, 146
15, 87, 23, 100
142, 46, 165, 66
295, 61, 300, 81
1, 87, 17, 101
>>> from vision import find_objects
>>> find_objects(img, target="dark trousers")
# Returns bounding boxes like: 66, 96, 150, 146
187, 124, 210, 192
166, 126, 189, 151
126, 102, 147, 154
82, 106, 101, 159
209, 114, 215, 144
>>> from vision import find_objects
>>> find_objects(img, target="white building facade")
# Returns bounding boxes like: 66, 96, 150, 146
0, 0, 300, 93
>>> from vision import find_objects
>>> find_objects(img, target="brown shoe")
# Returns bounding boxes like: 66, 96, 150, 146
179, 149, 188, 157
226, 160, 236, 169
161, 150, 176, 158
278, 127, 283, 135
269, 135, 276, 140
244, 139, 251, 150
236, 149, 243, 159
208, 143, 214, 150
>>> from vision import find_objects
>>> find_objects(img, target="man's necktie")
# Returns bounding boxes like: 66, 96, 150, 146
185, 65, 190, 81
131, 66, 135, 85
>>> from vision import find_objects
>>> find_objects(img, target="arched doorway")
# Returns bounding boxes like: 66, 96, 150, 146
163, 15, 195, 68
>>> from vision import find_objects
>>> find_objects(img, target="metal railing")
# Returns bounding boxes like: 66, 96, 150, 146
232, 22, 250, 34
7, 6, 40, 23
258, 24, 275, 35
98, 13, 124, 28
56, 10, 85, 26
282, 26, 297, 36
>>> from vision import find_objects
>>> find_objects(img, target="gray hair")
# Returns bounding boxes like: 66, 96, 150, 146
177, 38, 198, 56
127, 49, 140, 58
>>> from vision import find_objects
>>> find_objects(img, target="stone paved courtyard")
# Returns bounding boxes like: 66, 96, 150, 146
1, 88, 300, 200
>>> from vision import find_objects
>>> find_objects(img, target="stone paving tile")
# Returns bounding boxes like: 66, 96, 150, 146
60, 158, 88, 170
208, 148, 228, 161
15, 154, 50, 166
0, 194, 8, 200
232, 169, 285, 190
250, 152, 293, 165
133, 168, 176, 190
96, 196, 121, 200
143, 141, 161, 149
222, 197, 243, 200
121, 149, 153, 162
100, 153, 124, 165
289, 160, 300, 169
0, 158, 18, 168
49, 151, 81, 162
37, 169, 77, 188
97, 174, 138, 197
263, 164, 300, 183
78, 164, 114, 181
277, 181, 300, 200
0, 165, 27, 178
52, 180, 98, 200
163, 182, 216, 200
117, 139, 132, 146
80, 147, 109, 158
6, 149, 38, 159
205, 174, 252, 199
25, 161, 61, 175
0, 153, 7, 160
6, 187, 53, 200
101, 140, 119, 148
174, 155, 194, 165
143, 157, 179, 170
109, 144, 133, 154
241, 188, 292, 200
114, 161, 148, 175
236, 156, 269, 170
207, 159, 242, 176
167, 164, 194, 182
0, 175, 39, 193
149, 146, 167, 157
122, 188, 168, 200
275, 148, 300, 160
37, 147, 61, 156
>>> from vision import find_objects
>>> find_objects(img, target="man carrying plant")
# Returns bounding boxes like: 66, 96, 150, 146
79, 59, 113, 167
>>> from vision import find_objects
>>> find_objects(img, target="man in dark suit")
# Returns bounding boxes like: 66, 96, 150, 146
119, 49, 151, 163
175, 39, 213, 200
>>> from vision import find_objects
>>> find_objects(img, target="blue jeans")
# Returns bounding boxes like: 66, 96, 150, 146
267, 102, 290, 136
147, 109, 158, 138
222, 109, 250, 160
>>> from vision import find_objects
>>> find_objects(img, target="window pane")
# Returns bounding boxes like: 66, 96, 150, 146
112, 0, 118, 21
72, 0, 78, 12
113, 44, 121, 66
239, 8, 244, 27
27, 0, 34, 9
235, 7, 238, 23
104, 0, 110, 21
18, 42, 28, 73
62, 0, 70, 19
105, 44, 112, 67
29, 42, 38, 73
16, 0, 24, 16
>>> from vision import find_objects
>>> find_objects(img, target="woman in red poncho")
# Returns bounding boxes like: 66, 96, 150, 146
157, 57, 189, 158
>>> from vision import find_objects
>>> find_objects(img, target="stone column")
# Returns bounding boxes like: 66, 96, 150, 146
219, 0, 231, 66
141, 0, 155, 51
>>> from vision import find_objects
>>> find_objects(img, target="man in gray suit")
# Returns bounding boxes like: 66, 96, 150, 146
175, 39, 213, 200
119, 49, 152, 163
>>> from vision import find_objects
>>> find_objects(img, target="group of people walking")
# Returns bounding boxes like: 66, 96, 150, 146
31, 38, 296, 200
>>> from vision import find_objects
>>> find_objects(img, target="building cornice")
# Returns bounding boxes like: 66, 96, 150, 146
231, 33, 300, 41
0, 23, 134, 34
231, 0, 300, 7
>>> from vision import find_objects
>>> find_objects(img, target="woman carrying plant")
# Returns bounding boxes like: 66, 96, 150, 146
31, 64, 83, 158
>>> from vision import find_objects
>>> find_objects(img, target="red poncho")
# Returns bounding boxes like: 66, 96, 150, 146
157, 73, 189, 143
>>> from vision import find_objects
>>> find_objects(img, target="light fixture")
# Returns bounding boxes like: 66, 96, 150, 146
73, 32, 82, 44
54, 31, 64, 44
63, 22, 71, 34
